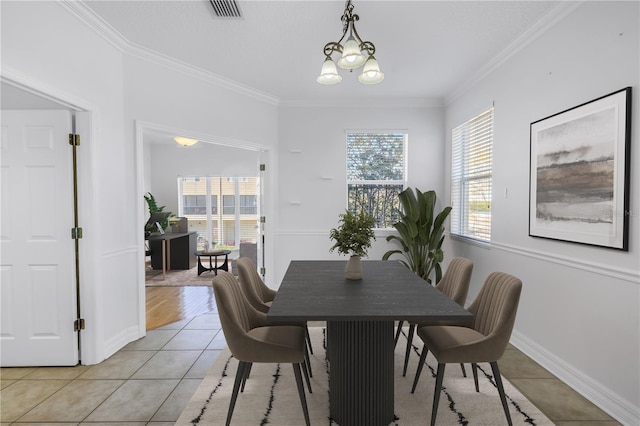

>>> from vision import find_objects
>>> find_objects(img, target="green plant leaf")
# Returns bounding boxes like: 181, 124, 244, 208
329, 210, 376, 257
381, 187, 451, 283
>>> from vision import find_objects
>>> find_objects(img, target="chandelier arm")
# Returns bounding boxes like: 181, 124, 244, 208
348, 13, 364, 45
323, 42, 343, 57
359, 40, 376, 56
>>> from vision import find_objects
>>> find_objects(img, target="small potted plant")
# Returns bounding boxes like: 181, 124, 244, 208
329, 210, 376, 279
144, 192, 173, 235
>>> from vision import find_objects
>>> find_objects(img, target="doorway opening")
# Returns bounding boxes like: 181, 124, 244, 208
1, 80, 92, 366
138, 122, 269, 330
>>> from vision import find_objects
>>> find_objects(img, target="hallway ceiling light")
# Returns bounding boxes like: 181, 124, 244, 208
174, 136, 198, 147
317, 0, 384, 85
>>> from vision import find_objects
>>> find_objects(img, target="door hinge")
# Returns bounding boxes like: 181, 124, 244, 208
259, 164, 266, 171
260, 267, 266, 276
68, 134, 81, 146
71, 227, 83, 239
74, 318, 85, 331
260, 216, 266, 223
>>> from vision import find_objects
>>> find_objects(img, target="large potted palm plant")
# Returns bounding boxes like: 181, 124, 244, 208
382, 188, 451, 283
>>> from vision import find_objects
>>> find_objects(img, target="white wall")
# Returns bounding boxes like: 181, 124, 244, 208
274, 103, 445, 283
125, 56, 279, 286
1, 1, 280, 363
444, 2, 639, 423
124, 56, 279, 147
1, 1, 131, 364
146, 142, 260, 215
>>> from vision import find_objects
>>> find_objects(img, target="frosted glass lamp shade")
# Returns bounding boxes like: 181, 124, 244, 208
358, 56, 384, 84
337, 36, 366, 69
316, 57, 343, 84
174, 136, 198, 146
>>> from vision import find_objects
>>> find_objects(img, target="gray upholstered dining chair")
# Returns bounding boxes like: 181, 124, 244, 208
395, 257, 473, 376
212, 271, 311, 426
237, 257, 314, 355
411, 272, 522, 426
236, 257, 277, 313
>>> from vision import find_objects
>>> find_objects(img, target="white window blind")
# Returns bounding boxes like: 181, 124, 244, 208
346, 132, 406, 228
451, 108, 493, 242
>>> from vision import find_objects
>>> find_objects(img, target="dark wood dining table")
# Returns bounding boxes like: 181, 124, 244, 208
267, 260, 473, 426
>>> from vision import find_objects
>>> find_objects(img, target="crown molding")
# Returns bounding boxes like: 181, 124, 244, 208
279, 97, 443, 109
124, 41, 279, 106
444, 1, 584, 105
59, 0, 280, 106
58, 1, 129, 53
59, 0, 573, 110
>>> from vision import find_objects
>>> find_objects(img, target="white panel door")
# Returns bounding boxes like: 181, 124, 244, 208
0, 110, 78, 366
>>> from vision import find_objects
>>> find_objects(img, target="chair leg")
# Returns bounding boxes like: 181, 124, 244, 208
460, 363, 467, 377
430, 363, 446, 426
301, 359, 312, 393
394, 320, 405, 346
304, 325, 313, 354
292, 363, 311, 426
226, 360, 248, 426
471, 362, 479, 392
411, 346, 428, 393
402, 323, 415, 376
303, 344, 313, 378
491, 361, 513, 426
240, 362, 253, 392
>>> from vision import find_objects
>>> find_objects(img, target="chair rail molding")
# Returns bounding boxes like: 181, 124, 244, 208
489, 241, 639, 285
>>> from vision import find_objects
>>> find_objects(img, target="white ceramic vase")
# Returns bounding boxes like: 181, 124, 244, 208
345, 255, 363, 280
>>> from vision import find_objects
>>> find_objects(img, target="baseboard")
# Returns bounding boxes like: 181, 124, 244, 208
511, 330, 639, 425
102, 325, 144, 362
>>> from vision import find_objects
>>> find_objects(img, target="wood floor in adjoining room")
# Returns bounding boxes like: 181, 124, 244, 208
145, 286, 215, 330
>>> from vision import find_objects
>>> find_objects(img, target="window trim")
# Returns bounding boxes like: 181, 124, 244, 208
345, 130, 408, 229
450, 108, 493, 243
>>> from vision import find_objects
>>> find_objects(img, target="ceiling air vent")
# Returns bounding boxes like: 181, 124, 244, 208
209, 0, 242, 19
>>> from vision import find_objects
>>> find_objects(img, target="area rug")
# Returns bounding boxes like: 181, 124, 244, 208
145, 266, 219, 286
176, 327, 554, 425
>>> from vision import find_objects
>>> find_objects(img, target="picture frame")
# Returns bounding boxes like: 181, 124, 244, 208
529, 87, 632, 251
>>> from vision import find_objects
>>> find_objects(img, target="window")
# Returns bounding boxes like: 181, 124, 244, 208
178, 176, 259, 250
346, 132, 406, 228
182, 195, 217, 214
240, 195, 257, 214
223, 195, 235, 214
451, 108, 493, 242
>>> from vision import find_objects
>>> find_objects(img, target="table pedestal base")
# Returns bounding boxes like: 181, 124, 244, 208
327, 320, 394, 426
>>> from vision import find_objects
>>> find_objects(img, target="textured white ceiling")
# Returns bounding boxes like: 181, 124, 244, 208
83, 0, 561, 103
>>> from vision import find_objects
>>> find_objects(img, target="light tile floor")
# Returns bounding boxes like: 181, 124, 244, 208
1, 314, 621, 425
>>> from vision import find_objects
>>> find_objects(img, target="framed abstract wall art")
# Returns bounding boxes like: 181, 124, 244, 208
529, 87, 631, 250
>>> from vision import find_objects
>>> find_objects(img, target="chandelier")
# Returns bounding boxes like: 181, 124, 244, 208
316, 0, 384, 85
